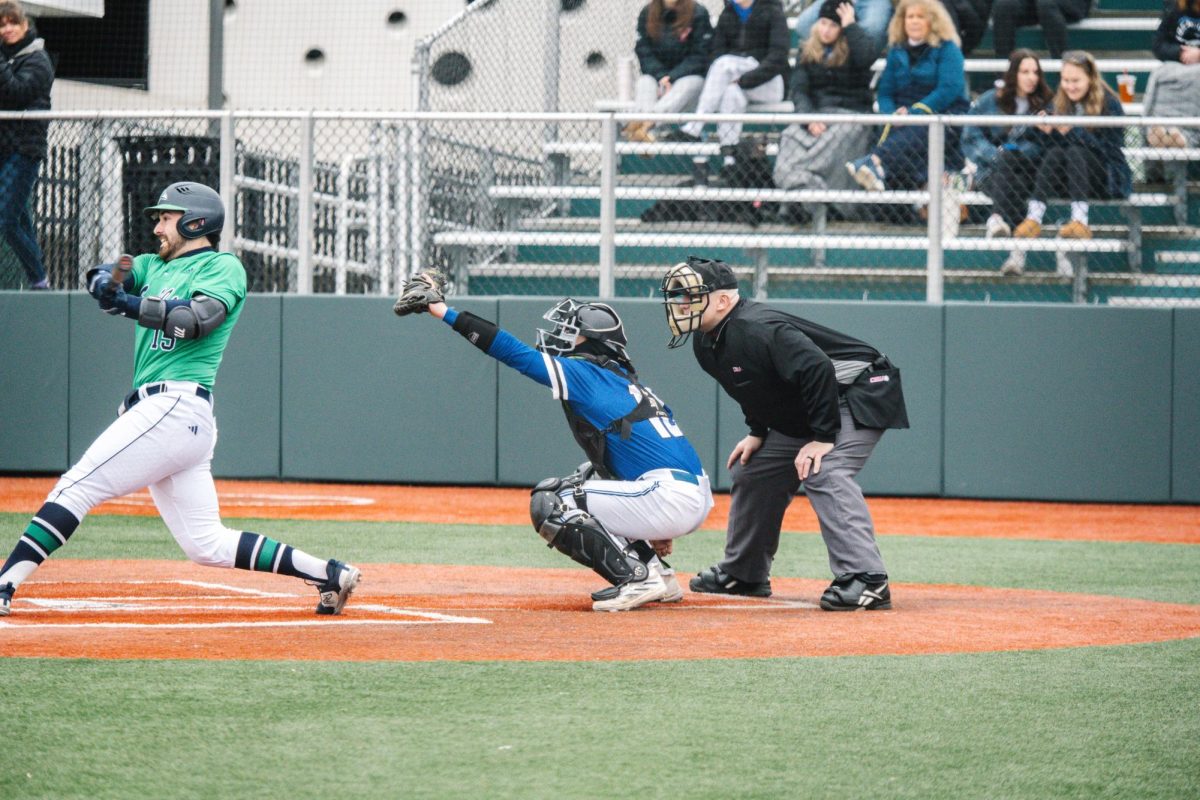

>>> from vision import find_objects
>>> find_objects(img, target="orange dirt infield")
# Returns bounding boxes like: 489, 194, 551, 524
4, 560, 1200, 662
2, 476, 1198, 542
1, 477, 1198, 662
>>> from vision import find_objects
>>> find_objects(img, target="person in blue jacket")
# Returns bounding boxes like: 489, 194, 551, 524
846, 0, 969, 193
961, 50, 1053, 249
1012, 50, 1131, 254
395, 285, 714, 613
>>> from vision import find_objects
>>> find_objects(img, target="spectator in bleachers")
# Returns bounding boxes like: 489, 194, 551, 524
940, 0, 995, 56
773, 0, 876, 221
0, 0, 53, 290
845, 0, 969, 193
1013, 51, 1131, 263
624, 0, 715, 143
991, 0, 1093, 58
1145, 0, 1200, 147
792, 0, 894, 57
666, 0, 790, 186
962, 50, 1052, 236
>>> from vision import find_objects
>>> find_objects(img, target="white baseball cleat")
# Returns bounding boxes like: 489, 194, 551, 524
0, 582, 13, 617
592, 566, 670, 612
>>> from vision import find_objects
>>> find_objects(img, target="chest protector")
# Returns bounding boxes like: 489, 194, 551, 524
560, 355, 668, 480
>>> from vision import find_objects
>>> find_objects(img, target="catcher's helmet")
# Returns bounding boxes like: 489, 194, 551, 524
144, 181, 225, 240
536, 298, 629, 361
660, 255, 739, 348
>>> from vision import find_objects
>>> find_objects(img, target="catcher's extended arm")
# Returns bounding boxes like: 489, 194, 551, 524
393, 270, 447, 317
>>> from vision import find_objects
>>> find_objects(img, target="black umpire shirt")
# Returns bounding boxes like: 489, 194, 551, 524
693, 298, 882, 443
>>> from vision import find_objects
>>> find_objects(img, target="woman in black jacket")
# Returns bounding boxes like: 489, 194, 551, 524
0, 1, 53, 290
670, 0, 790, 185
625, 0, 714, 143
1012, 50, 1131, 274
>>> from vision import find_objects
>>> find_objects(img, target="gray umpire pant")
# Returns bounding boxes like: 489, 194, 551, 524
720, 399, 887, 582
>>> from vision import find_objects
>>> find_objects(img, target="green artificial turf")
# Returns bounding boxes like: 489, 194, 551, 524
0, 512, 1197, 798
2, 643, 1198, 799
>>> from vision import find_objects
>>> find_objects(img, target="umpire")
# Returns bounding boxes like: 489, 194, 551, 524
659, 256, 909, 610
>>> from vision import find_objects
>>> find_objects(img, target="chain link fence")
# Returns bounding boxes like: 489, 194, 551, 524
1, 110, 1196, 306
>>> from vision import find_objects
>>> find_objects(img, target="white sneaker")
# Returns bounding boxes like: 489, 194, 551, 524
1000, 250, 1026, 276
593, 569, 669, 612
985, 215, 1011, 239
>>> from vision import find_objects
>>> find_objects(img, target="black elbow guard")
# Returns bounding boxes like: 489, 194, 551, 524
451, 310, 499, 353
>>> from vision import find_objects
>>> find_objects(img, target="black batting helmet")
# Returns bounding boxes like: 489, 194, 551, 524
144, 181, 225, 240
536, 298, 629, 362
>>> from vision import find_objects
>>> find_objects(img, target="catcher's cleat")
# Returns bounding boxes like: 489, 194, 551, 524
688, 565, 772, 597
592, 567, 670, 612
819, 573, 891, 611
0, 582, 13, 617
314, 560, 361, 616
590, 565, 683, 604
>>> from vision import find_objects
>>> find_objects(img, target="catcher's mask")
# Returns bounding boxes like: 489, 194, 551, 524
660, 256, 737, 348
536, 298, 629, 361
144, 181, 225, 241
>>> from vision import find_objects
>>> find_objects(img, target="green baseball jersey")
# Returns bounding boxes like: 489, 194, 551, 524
127, 249, 247, 390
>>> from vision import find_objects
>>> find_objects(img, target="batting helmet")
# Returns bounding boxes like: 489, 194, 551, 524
144, 181, 225, 240
536, 298, 629, 362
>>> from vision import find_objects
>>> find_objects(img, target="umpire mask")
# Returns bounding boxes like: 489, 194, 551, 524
536, 298, 630, 362
660, 256, 738, 348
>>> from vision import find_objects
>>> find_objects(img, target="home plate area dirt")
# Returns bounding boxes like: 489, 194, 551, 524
4, 560, 1200, 662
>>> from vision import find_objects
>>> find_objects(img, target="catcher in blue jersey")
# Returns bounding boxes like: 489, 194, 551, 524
393, 272, 714, 612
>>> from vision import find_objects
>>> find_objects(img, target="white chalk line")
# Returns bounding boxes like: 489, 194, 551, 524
1, 580, 490, 628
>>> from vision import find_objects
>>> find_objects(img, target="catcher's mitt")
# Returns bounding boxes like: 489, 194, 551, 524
393, 270, 447, 317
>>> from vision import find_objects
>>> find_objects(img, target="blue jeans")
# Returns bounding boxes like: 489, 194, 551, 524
793, 0, 893, 57
0, 152, 47, 286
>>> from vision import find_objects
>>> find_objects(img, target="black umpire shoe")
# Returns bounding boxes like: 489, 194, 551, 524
688, 565, 772, 597
819, 573, 891, 611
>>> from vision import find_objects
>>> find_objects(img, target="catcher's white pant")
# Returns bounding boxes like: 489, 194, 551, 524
46, 381, 241, 568
559, 469, 714, 542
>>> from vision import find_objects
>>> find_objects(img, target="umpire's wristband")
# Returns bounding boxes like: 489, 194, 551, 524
450, 309, 499, 353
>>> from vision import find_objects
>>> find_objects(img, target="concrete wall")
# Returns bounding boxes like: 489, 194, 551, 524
0, 293, 1194, 504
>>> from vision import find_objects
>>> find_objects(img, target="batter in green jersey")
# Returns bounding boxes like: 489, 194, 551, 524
0, 181, 362, 619
128, 249, 245, 389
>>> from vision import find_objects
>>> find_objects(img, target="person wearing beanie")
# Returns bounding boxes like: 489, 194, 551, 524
0, 0, 53, 290
792, 0, 894, 56
773, 0, 877, 222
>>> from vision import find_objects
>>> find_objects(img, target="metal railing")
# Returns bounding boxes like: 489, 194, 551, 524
1, 109, 1196, 306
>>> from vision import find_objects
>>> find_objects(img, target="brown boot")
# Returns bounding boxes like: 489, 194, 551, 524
1013, 218, 1042, 238
1058, 220, 1093, 239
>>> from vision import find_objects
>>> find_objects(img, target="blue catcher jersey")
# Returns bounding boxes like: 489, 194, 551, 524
486, 328, 705, 480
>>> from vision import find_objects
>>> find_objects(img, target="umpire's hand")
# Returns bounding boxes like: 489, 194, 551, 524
797, 441, 835, 480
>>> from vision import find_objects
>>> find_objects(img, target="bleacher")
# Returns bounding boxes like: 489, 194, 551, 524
433, 0, 1199, 304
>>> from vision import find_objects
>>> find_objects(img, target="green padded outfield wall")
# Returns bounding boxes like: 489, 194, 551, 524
280, 297, 498, 484
944, 305, 1174, 502
2, 292, 1195, 504
0, 293, 70, 472
1174, 309, 1200, 503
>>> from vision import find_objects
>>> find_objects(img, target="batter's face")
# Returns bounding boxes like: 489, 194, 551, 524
152, 211, 187, 261
0, 16, 29, 45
